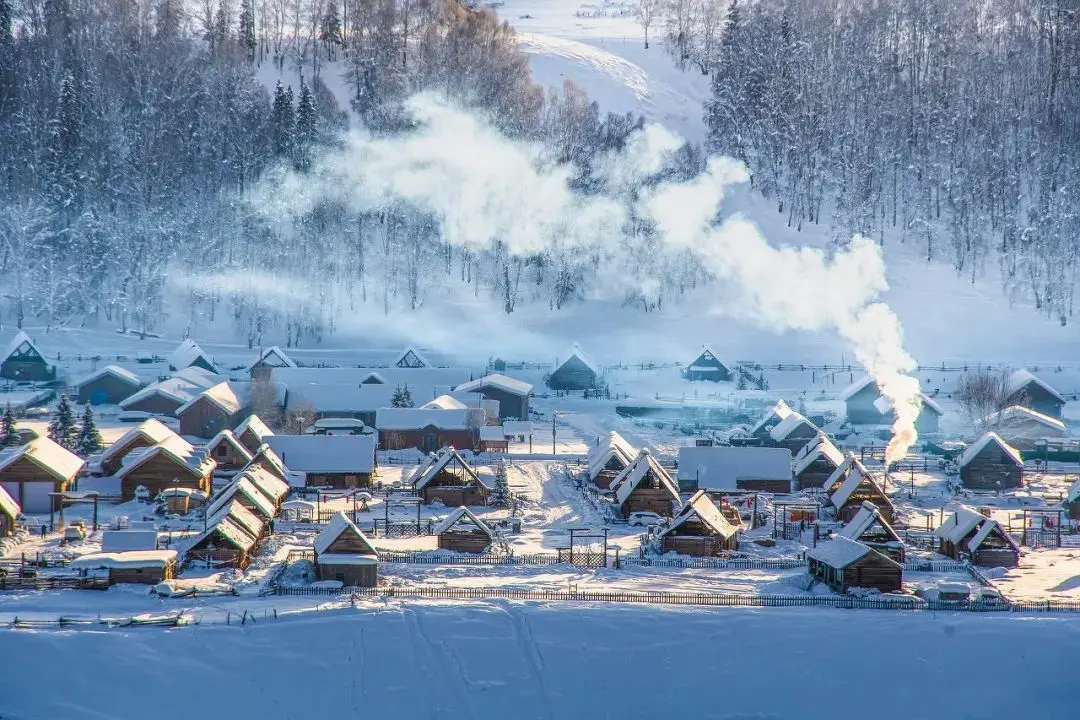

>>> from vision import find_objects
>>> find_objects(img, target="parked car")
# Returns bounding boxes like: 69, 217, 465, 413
627, 511, 664, 528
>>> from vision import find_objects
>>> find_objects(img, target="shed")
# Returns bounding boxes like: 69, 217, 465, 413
768, 412, 823, 453
76, 365, 144, 406
0, 438, 85, 513
204, 429, 254, 471
983, 406, 1066, 453
0, 331, 53, 382
657, 490, 740, 556
375, 407, 483, 452
247, 346, 297, 379
841, 375, 943, 433
807, 536, 902, 594
957, 432, 1023, 491
478, 426, 509, 453
205, 476, 277, 521
234, 414, 275, 454
935, 506, 1021, 567
186, 515, 257, 569
829, 461, 894, 523
243, 445, 289, 484
588, 432, 637, 488
683, 345, 732, 382
434, 506, 496, 553
413, 447, 491, 506
159, 487, 208, 515
454, 374, 532, 421
1005, 369, 1065, 419
676, 446, 792, 493
238, 466, 290, 507
0, 483, 20, 538
748, 400, 794, 443
99, 418, 184, 475
113, 437, 215, 501
612, 450, 681, 519
836, 501, 905, 562
101, 530, 159, 552
264, 434, 376, 489
793, 435, 845, 490
168, 339, 218, 373
69, 550, 178, 585
314, 511, 378, 587
177, 382, 246, 439
547, 345, 599, 392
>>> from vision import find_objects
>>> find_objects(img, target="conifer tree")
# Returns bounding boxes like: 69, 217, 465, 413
0, 404, 17, 447
76, 403, 104, 456
294, 79, 316, 170
491, 458, 511, 508
391, 383, 414, 408
213, 0, 229, 49
271, 81, 294, 159
320, 1, 342, 57
238, 0, 256, 58
47, 394, 78, 450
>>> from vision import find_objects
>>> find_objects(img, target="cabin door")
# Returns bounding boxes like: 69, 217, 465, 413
423, 430, 439, 453
90, 390, 108, 405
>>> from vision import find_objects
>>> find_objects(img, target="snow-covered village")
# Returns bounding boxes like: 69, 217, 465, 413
2, 0, 1080, 718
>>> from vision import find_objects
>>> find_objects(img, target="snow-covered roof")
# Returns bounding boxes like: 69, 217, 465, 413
984, 406, 1067, 434
168, 339, 215, 372
177, 382, 243, 416
830, 463, 891, 512
676, 446, 792, 490
264, 434, 376, 474
794, 437, 845, 476
588, 433, 637, 480
285, 382, 398, 415
205, 428, 254, 460
687, 345, 729, 370
206, 499, 264, 540
807, 536, 896, 569
559, 344, 599, 375
159, 487, 207, 500
100, 419, 183, 465
75, 364, 142, 389
173, 366, 224, 388
206, 477, 276, 520
873, 392, 944, 417
769, 412, 817, 442
0, 437, 85, 483
314, 553, 378, 565
312, 418, 368, 430
119, 370, 221, 410
839, 375, 876, 401
238, 466, 291, 504
433, 506, 495, 538
246, 346, 297, 372
934, 505, 987, 544
191, 516, 256, 552
413, 447, 485, 490
836, 501, 901, 544
406, 452, 441, 486
245, 444, 289, 480
657, 490, 739, 540
1006, 369, 1066, 404
454, 374, 533, 397
423, 394, 469, 410
69, 550, 178, 570
824, 455, 859, 491
968, 517, 1021, 554
101, 530, 158, 552
374, 407, 478, 431
613, 450, 680, 508
957, 432, 1023, 469
749, 400, 793, 437
479, 426, 505, 441
314, 511, 378, 556
502, 421, 533, 436
235, 414, 274, 443
114, 436, 215, 481
1067, 478, 1080, 504
0, 483, 20, 519
392, 345, 431, 368
1, 330, 44, 363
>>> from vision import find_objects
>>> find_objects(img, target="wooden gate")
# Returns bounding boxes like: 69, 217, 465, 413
557, 547, 606, 568
1022, 529, 1061, 549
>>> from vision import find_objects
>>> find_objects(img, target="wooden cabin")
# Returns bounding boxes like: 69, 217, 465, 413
793, 436, 845, 490
768, 412, 824, 454
168, 339, 218, 373
478, 426, 509, 453
1067, 478, 1080, 521
243, 445, 290, 485
314, 511, 379, 587
99, 418, 182, 476
984, 406, 1066, 453
237, 466, 290, 509
177, 382, 246, 439
247, 346, 297, 380
807, 536, 903, 594
1005, 369, 1065, 419
840, 375, 943, 433
0, 483, 20, 538
187, 515, 257, 569
612, 449, 682, 519
657, 491, 740, 556
935, 506, 1021, 568
958, 432, 1023, 491
676, 445, 792, 494
836, 500, 905, 562
234, 414, 275, 455
205, 476, 277, 522
0, 438, 84, 513
683, 345, 732, 382
0, 331, 53, 382
375, 406, 481, 453
76, 365, 144, 406
588, 432, 636, 489
435, 506, 497, 553
118, 368, 220, 417
264, 434, 376, 489
829, 461, 895, 523
413, 447, 491, 506
159, 487, 207, 515
113, 437, 215, 501
70, 550, 178, 585
748, 400, 794, 444
454, 374, 533, 421
205, 429, 253, 471
547, 346, 599, 392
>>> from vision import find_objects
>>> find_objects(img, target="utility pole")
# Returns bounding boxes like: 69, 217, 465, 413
552, 412, 557, 455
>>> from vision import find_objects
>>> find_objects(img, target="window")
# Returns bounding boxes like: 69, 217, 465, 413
215, 445, 228, 458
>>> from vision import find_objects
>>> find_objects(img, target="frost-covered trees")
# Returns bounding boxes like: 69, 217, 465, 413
634, 0, 662, 49
76, 404, 104, 457
391, 384, 414, 408
491, 459, 511, 508
47, 395, 77, 450
0, 404, 17, 447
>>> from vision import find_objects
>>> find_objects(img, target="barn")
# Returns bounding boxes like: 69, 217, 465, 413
69, 550, 178, 585
748, 400, 794, 443
112, 437, 215, 501
454, 374, 533, 421
547, 345, 599, 392
793, 435, 845, 490
205, 429, 254, 471
314, 511, 379, 587
840, 375, 943, 433
983, 406, 1066, 453
768, 412, 824, 453
612, 449, 681, 519
836, 500, 905, 562
205, 476, 277, 522
234, 414, 275, 455
412, 447, 491, 506
828, 461, 895, 523
177, 382, 246, 439
247, 346, 297, 379
375, 406, 482, 453
807, 536, 903, 594
677, 445, 792, 494
0, 438, 84, 513
75, 365, 144, 406
683, 346, 732, 382
168, 339, 218, 373
1005, 369, 1066, 419
435, 506, 497, 553
0, 483, 20, 537
587, 432, 637, 489
0, 331, 53, 382
264, 434, 376, 489
186, 514, 257, 569
657, 490, 740, 556
935, 506, 1021, 568
99, 418, 184, 475
958, 432, 1023, 491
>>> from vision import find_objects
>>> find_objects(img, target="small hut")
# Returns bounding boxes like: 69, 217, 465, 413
234, 414, 275, 455
168, 339, 218, 373
177, 382, 246, 439
478, 426, 509, 453
957, 432, 1023, 491
186, 515, 257, 569
612, 449, 681, 519
748, 401, 794, 443
237, 466, 291, 509
587, 432, 636, 489
768, 412, 823, 453
0, 483, 20, 538
0, 438, 85, 512
547, 345, 599, 392
807, 536, 902, 594
159, 487, 208, 515
69, 550, 178, 585
841, 375, 943, 433
435, 506, 496, 553
1005, 369, 1065, 418
247, 346, 297, 379
76, 365, 144, 406
935, 506, 1021, 568
983, 406, 1066, 453
264, 434, 376, 488
0, 331, 53, 382
836, 501, 905, 562
113, 437, 215, 501
657, 490, 740, 556
828, 461, 895, 523
683, 346, 732, 382
204, 429, 254, 471
793, 435, 845, 490
314, 511, 379, 587
454, 374, 533, 421
676, 445, 792, 493
413, 447, 491, 506
243, 445, 290, 484
99, 418, 182, 475
205, 477, 277, 522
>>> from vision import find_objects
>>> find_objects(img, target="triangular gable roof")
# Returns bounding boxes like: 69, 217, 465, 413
839, 375, 876, 401
314, 511, 378, 556
824, 454, 860, 492
0, 482, 20, 520
168, 339, 216, 372
657, 490, 738, 540
613, 450, 680, 508
413, 447, 484, 490
75, 364, 142, 389
423, 394, 468, 410
205, 429, 254, 463
238, 466, 291, 504
934, 505, 1021, 554
558, 344, 599, 375
235, 414, 274, 443
769, 412, 817, 442
206, 498, 264, 540
206, 477, 275, 520
1, 331, 44, 364
454, 374, 533, 397
968, 516, 1022, 554
114, 437, 215, 482
247, 346, 297, 372
177, 382, 243, 416
0, 437, 85, 483
190, 515, 256, 552
100, 419, 183, 466
873, 392, 944, 417
407, 452, 441, 486
794, 436, 845, 476
957, 432, 1023, 469
245, 444, 289, 481
433, 506, 496, 538
830, 464, 892, 513
360, 371, 387, 384
836, 501, 902, 544
588, 442, 634, 481
1006, 369, 1066, 404
985, 406, 1066, 434
687, 345, 729, 371
808, 535, 900, 569
749, 400, 793, 437
393, 346, 430, 368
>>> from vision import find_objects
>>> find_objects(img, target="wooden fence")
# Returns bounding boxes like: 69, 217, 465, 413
0, 575, 109, 591
5, 613, 184, 629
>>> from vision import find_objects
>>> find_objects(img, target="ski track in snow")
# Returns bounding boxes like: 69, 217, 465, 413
518, 32, 650, 102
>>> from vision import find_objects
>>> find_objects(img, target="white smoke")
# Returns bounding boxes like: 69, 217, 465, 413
251, 93, 925, 460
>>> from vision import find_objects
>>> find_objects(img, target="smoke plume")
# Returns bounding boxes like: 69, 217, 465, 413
252, 94, 925, 460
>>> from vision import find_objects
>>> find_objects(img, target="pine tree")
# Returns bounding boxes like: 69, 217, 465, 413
49, 73, 83, 212
736, 373, 747, 391
238, 0, 256, 58
155, 0, 184, 40
47, 394, 77, 450
213, 0, 229, 50
294, 79, 316, 170
271, 81, 294, 159
0, 0, 12, 47
76, 404, 104, 456
0, 404, 17, 447
320, 1, 343, 56
491, 459, 511, 508
391, 383, 414, 408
